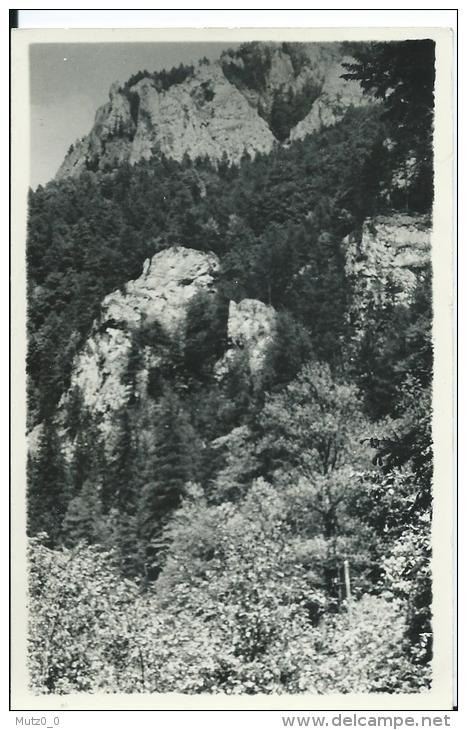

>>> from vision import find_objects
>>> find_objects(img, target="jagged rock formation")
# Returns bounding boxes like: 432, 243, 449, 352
344, 214, 431, 309
128, 63, 274, 166
56, 62, 275, 179
58, 82, 137, 179
101, 246, 220, 332
65, 247, 220, 435
220, 43, 324, 125
56, 42, 368, 180
57, 248, 276, 443
289, 54, 370, 141
222, 43, 368, 141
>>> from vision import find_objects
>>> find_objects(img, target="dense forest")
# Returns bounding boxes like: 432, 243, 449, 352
26, 40, 435, 695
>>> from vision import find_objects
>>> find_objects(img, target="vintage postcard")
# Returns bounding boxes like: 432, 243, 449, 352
11, 26, 455, 710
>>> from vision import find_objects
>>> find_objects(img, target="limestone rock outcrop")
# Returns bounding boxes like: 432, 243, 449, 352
100, 246, 220, 332
220, 43, 312, 121
344, 214, 431, 308
57, 82, 136, 179
128, 63, 275, 166
56, 62, 275, 179
221, 43, 367, 133
62, 248, 277, 441
289, 54, 369, 140
66, 247, 220, 433
56, 43, 368, 180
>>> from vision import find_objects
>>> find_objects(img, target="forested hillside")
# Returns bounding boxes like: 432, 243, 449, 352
26, 40, 435, 695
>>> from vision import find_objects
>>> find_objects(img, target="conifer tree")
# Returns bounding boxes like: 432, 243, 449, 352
62, 478, 106, 546
27, 417, 69, 547
342, 40, 435, 211
135, 391, 201, 580
63, 409, 108, 546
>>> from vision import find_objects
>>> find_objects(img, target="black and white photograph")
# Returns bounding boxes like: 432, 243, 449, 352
10, 23, 455, 709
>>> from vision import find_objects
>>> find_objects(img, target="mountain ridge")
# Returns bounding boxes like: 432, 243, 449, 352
56, 42, 369, 180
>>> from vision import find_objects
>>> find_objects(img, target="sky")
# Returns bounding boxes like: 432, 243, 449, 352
30, 42, 237, 189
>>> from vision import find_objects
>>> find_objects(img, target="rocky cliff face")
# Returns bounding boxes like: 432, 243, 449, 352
58, 247, 276, 443
128, 63, 275, 167
56, 61, 275, 179
65, 247, 220, 436
56, 42, 368, 180
289, 54, 370, 141
58, 82, 136, 179
344, 214, 431, 309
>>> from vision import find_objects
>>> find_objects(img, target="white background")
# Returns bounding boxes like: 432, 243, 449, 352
5, 5, 462, 728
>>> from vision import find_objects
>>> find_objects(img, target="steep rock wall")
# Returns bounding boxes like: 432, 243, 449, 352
65, 247, 220, 434
128, 63, 274, 166
56, 248, 276, 445
344, 214, 431, 309
56, 43, 368, 180
290, 55, 369, 140
56, 62, 275, 179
